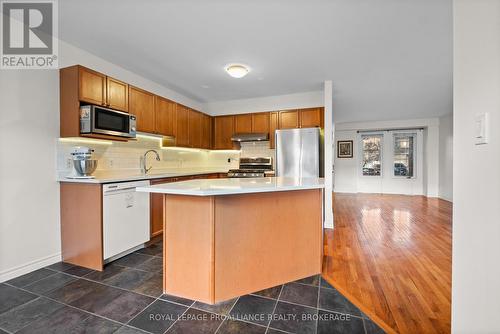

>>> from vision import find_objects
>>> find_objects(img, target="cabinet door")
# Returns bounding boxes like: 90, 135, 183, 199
176, 104, 190, 147
189, 109, 202, 148
129, 86, 155, 133
79, 67, 106, 105
106, 77, 128, 112
278, 110, 299, 129
201, 114, 212, 149
269, 112, 279, 149
155, 96, 176, 136
234, 114, 253, 133
252, 112, 270, 133
299, 107, 323, 128
214, 115, 235, 149
150, 178, 176, 238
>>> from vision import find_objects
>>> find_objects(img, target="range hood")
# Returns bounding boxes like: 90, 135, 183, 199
231, 133, 269, 142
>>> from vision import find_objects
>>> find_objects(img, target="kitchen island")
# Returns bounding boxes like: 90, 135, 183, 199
137, 177, 325, 304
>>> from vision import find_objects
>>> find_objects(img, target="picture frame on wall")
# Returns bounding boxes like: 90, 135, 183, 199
337, 140, 353, 158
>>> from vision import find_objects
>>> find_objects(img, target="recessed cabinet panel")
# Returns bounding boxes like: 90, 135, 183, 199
300, 108, 323, 128
176, 104, 190, 147
155, 96, 176, 136
79, 67, 106, 105
252, 112, 270, 133
106, 77, 128, 112
189, 109, 202, 148
201, 114, 212, 149
234, 114, 253, 133
129, 86, 155, 133
278, 110, 299, 129
214, 116, 235, 149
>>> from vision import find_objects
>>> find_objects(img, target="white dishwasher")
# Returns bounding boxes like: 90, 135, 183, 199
103, 180, 150, 261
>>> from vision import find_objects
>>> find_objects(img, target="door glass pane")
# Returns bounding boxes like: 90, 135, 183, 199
393, 134, 415, 177
362, 135, 382, 176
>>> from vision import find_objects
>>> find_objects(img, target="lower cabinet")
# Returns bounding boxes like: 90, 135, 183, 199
149, 173, 224, 238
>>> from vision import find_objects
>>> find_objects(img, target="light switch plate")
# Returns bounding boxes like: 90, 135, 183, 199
475, 113, 489, 145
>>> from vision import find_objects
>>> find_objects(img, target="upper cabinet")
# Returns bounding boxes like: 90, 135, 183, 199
299, 107, 323, 128
106, 77, 129, 112
176, 104, 190, 147
78, 66, 128, 112
252, 112, 270, 133
201, 114, 212, 149
155, 96, 176, 137
234, 114, 253, 133
278, 110, 299, 129
188, 109, 202, 148
129, 86, 155, 133
214, 115, 235, 149
78, 67, 106, 106
269, 112, 279, 149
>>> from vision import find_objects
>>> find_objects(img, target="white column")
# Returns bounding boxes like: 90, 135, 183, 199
323, 81, 334, 228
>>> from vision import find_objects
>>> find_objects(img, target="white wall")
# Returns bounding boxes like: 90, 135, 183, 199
334, 118, 440, 197
438, 113, 453, 201
0, 41, 206, 282
453, 1, 500, 333
203, 91, 323, 115
0, 70, 61, 282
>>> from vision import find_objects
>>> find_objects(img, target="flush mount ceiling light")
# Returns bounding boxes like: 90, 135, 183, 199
224, 64, 250, 78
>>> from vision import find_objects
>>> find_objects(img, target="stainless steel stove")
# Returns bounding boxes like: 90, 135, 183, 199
228, 157, 274, 178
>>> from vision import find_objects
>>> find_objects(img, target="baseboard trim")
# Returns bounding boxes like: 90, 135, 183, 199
0, 252, 62, 283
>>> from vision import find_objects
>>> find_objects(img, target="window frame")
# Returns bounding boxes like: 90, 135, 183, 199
392, 132, 417, 179
359, 133, 384, 178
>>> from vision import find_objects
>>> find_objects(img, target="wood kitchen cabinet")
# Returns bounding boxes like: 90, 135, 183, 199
176, 104, 190, 147
78, 66, 129, 112
106, 77, 129, 112
155, 96, 176, 136
278, 109, 300, 129
214, 115, 235, 149
252, 112, 270, 133
78, 66, 106, 106
299, 107, 323, 128
269, 112, 279, 149
201, 114, 212, 149
150, 177, 176, 237
234, 114, 253, 133
189, 109, 202, 148
129, 86, 155, 133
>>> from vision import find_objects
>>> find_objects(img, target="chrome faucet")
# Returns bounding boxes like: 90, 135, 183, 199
141, 150, 160, 174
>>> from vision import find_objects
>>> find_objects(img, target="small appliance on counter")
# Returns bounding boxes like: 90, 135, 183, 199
66, 146, 98, 179
228, 157, 274, 178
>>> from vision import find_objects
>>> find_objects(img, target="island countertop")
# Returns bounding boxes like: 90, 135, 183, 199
136, 177, 325, 196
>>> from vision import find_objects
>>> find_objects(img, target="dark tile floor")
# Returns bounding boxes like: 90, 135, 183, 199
0, 240, 385, 334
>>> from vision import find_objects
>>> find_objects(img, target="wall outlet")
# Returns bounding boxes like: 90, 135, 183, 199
66, 158, 72, 169
108, 159, 114, 168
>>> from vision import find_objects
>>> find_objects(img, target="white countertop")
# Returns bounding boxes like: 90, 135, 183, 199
136, 177, 325, 196
57, 168, 229, 184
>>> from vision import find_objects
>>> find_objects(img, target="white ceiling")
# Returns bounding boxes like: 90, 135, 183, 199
59, 0, 452, 122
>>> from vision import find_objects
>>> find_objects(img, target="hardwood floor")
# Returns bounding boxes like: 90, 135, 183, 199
322, 193, 452, 334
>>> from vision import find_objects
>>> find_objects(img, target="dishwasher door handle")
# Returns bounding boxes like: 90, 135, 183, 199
103, 187, 137, 195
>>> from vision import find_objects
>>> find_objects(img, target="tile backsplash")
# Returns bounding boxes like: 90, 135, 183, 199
57, 136, 240, 174
240, 141, 276, 166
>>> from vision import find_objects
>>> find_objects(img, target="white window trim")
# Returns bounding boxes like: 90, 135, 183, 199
359, 132, 384, 178
392, 132, 418, 180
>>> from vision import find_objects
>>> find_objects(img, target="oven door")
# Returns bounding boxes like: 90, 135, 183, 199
91, 106, 134, 138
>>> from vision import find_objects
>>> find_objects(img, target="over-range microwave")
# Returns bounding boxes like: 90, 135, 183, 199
80, 105, 136, 138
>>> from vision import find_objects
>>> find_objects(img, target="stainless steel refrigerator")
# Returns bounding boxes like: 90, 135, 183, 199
275, 128, 323, 178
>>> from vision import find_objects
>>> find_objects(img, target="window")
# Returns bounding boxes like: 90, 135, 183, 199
361, 135, 382, 176
393, 134, 416, 177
